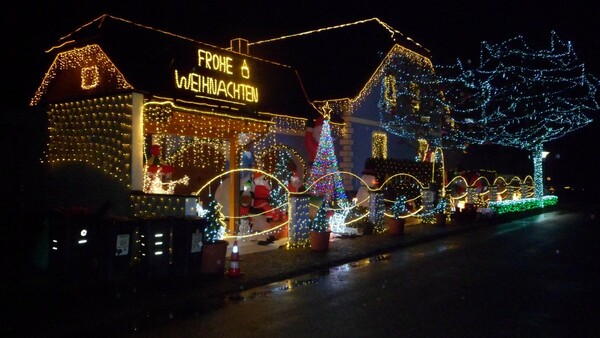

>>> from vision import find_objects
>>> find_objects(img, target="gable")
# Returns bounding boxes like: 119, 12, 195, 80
31, 44, 133, 106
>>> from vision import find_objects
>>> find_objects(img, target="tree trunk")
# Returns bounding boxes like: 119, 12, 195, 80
532, 144, 544, 199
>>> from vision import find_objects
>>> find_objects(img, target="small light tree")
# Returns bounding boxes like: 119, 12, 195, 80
202, 199, 226, 244
269, 149, 292, 216
311, 199, 329, 232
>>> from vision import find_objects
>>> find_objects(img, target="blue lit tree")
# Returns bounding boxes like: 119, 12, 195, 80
380, 32, 598, 199
444, 32, 598, 198
269, 149, 292, 210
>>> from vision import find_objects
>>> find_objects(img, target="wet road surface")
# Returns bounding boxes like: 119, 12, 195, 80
118, 210, 600, 337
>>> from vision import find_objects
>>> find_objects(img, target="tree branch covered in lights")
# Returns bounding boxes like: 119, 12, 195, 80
378, 51, 483, 150
444, 31, 598, 151
381, 32, 598, 198
442, 32, 599, 197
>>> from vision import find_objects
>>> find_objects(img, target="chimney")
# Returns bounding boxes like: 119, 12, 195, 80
230, 38, 249, 55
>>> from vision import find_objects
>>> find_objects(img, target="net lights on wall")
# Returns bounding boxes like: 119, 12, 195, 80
46, 95, 133, 185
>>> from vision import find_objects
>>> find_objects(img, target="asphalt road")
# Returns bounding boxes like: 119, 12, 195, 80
128, 209, 600, 338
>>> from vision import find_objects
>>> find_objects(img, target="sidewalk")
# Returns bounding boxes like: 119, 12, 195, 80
5, 217, 486, 337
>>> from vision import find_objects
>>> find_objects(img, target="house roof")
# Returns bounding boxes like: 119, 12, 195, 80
36, 15, 320, 121
248, 18, 431, 101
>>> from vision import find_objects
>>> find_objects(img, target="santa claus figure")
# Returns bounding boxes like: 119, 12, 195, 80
251, 172, 274, 221
239, 180, 253, 216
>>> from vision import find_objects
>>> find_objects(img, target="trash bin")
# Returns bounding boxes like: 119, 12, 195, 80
136, 217, 173, 280
171, 217, 206, 278
102, 216, 137, 282
46, 207, 104, 280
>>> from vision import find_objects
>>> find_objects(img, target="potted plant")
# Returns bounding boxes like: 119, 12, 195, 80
387, 195, 407, 235
310, 200, 331, 251
200, 199, 229, 274
434, 196, 448, 226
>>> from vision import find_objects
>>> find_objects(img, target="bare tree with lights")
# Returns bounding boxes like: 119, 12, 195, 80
442, 32, 598, 198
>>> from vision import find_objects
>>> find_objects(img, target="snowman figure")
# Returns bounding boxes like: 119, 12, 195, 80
356, 170, 377, 207
288, 171, 303, 192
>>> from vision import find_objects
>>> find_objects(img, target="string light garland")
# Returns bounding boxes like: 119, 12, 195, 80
488, 195, 558, 214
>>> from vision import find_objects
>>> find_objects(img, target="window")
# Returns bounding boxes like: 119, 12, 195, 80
81, 66, 99, 90
372, 132, 387, 159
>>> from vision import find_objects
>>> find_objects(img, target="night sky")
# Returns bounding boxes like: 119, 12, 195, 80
4, 0, 599, 191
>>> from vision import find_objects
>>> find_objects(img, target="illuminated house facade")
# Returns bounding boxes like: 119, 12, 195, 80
249, 18, 450, 188
30, 15, 444, 218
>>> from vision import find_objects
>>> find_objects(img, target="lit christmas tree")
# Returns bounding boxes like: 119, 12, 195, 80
311, 199, 330, 232
202, 199, 226, 244
443, 32, 598, 198
269, 150, 292, 212
390, 195, 407, 219
308, 103, 348, 204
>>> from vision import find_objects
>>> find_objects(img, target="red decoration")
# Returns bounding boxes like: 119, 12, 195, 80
304, 116, 324, 163
252, 175, 273, 218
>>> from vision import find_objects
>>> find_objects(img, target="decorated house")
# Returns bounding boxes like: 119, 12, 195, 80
29, 15, 448, 227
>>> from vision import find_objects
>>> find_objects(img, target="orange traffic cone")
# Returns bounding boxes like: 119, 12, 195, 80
227, 240, 243, 277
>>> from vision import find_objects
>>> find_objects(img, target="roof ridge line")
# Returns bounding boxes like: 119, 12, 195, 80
249, 17, 428, 53
49, 14, 228, 53
249, 17, 381, 46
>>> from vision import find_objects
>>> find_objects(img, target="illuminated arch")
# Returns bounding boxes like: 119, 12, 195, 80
254, 144, 308, 179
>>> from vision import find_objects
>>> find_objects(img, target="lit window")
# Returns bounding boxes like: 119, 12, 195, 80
372, 132, 387, 159
81, 66, 99, 89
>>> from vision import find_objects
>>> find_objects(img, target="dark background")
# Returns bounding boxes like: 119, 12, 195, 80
2, 0, 598, 193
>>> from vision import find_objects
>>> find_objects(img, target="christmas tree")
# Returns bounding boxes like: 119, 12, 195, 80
390, 195, 407, 219
202, 199, 226, 244
311, 199, 330, 232
269, 150, 292, 211
308, 103, 348, 204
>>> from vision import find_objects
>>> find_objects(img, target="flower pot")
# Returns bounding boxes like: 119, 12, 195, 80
200, 240, 228, 275
386, 218, 405, 236
271, 221, 288, 240
361, 223, 374, 235
435, 213, 446, 226
310, 230, 330, 252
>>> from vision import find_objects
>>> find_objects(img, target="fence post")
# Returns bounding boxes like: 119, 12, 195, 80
489, 185, 498, 203
287, 194, 311, 248
368, 191, 385, 231
520, 183, 529, 199
466, 187, 477, 204
506, 186, 515, 200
